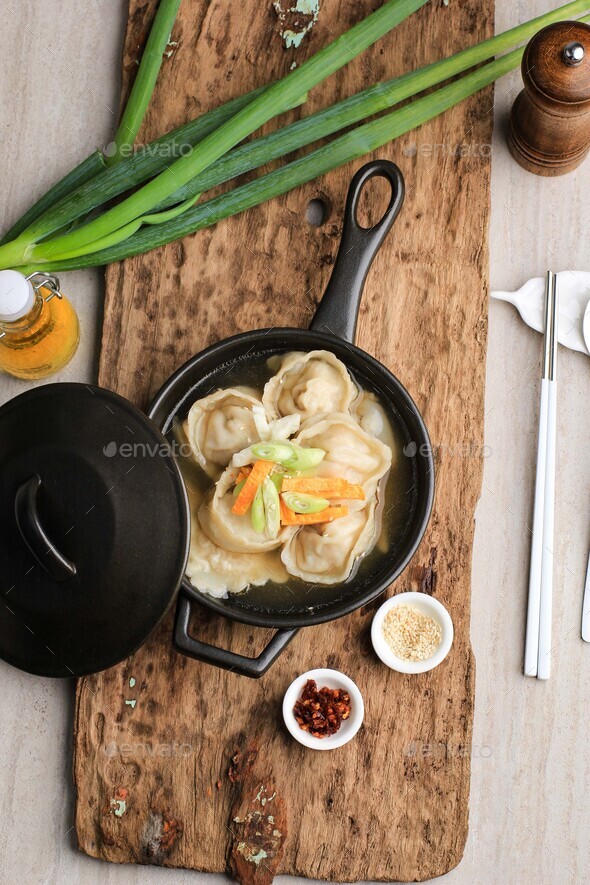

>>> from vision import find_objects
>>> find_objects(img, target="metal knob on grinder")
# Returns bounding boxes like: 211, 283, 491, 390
508, 21, 590, 176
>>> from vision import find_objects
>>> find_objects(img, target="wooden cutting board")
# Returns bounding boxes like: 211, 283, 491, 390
74, 0, 494, 879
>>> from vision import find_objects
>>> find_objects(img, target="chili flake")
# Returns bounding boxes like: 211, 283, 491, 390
293, 679, 351, 738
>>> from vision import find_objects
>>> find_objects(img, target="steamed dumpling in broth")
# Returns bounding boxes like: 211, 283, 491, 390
184, 387, 262, 479
263, 350, 357, 421
352, 390, 396, 450
281, 500, 378, 585
295, 413, 392, 498
176, 349, 399, 599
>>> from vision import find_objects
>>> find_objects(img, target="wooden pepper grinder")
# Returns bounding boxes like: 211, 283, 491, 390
508, 20, 590, 176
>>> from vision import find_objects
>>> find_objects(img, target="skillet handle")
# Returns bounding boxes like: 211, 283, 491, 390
173, 595, 299, 678
310, 159, 404, 344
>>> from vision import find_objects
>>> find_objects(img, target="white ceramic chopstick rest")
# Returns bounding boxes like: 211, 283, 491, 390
491, 270, 589, 356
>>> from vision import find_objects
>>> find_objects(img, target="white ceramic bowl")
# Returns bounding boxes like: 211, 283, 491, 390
371, 592, 453, 674
282, 668, 364, 750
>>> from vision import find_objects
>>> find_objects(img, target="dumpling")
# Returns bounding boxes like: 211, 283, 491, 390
263, 351, 357, 421
197, 464, 293, 554
351, 390, 396, 451
186, 518, 289, 598
281, 500, 378, 585
198, 487, 284, 554
295, 413, 392, 498
184, 387, 262, 479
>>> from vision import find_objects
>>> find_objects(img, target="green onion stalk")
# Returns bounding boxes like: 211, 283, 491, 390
0, 0, 428, 270
149, 0, 590, 211
0, 0, 183, 245
10, 86, 304, 246
0, 152, 106, 247
106, 0, 183, 166
14, 23, 587, 275
14, 0, 588, 248
1, 0, 589, 272
16, 51, 522, 271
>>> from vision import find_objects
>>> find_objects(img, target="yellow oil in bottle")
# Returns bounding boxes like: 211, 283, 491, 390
0, 272, 79, 380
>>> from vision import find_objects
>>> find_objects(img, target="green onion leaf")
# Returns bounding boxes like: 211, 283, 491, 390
282, 491, 330, 514
0, 152, 106, 246
5, 0, 428, 269
9, 3, 590, 272
5, 0, 587, 253
15, 90, 308, 246
262, 478, 281, 538
107, 0, 183, 166
251, 442, 295, 463
270, 474, 284, 493
282, 445, 325, 471
251, 486, 266, 534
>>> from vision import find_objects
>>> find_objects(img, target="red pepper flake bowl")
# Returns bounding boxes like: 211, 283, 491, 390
282, 668, 364, 750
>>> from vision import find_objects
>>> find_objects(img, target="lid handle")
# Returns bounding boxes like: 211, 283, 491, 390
15, 476, 76, 583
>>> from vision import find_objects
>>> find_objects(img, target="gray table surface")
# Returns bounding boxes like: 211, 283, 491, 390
1, 2, 589, 883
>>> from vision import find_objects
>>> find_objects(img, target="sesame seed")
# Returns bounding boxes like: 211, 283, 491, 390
382, 604, 442, 662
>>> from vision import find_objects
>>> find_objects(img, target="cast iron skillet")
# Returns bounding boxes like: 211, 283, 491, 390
149, 160, 435, 678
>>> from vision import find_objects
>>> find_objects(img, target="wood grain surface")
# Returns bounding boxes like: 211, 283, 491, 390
74, 0, 494, 880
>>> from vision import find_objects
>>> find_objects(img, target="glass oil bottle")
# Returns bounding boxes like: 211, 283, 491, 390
0, 270, 79, 380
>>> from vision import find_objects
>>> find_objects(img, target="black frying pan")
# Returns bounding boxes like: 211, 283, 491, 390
149, 160, 435, 678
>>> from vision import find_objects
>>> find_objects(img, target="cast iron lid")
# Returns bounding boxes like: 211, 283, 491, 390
0, 383, 190, 677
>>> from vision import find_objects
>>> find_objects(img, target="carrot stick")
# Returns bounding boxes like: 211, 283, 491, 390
281, 476, 365, 500
280, 502, 349, 526
231, 460, 274, 515
236, 467, 251, 483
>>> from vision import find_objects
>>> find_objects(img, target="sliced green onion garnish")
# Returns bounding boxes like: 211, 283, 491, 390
251, 441, 295, 463
282, 444, 325, 471
262, 477, 281, 538
269, 473, 284, 493
233, 478, 247, 498
250, 441, 326, 470
251, 486, 266, 534
282, 491, 330, 514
